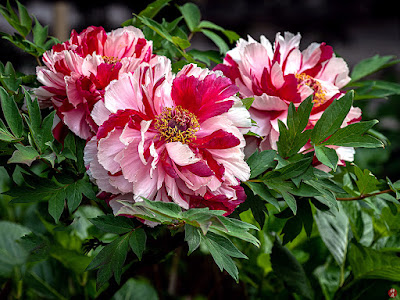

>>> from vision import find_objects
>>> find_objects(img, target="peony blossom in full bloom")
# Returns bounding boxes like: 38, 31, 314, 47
36, 26, 155, 140
84, 58, 251, 216
215, 32, 362, 163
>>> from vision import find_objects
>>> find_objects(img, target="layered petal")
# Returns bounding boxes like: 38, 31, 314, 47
84, 62, 250, 217
215, 32, 362, 163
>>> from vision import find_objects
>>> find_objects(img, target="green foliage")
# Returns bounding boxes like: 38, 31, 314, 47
276, 96, 313, 158
112, 278, 159, 300
311, 91, 353, 144
0, 0, 58, 57
0, 221, 30, 277
270, 240, 314, 299
350, 55, 399, 83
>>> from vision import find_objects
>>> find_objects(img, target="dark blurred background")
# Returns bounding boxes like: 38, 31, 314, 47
1, 0, 399, 179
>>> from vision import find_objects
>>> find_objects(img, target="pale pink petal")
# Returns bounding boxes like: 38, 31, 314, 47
104, 73, 144, 113
317, 57, 351, 88
62, 107, 92, 139
270, 62, 285, 89
91, 101, 111, 126
165, 142, 200, 166
98, 129, 125, 174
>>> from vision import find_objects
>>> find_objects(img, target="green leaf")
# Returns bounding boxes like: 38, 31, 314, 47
241, 185, 268, 228
348, 243, 400, 281
171, 36, 190, 49
16, 0, 32, 35
314, 146, 338, 171
373, 235, 400, 252
313, 262, 341, 300
0, 127, 22, 142
354, 165, 380, 194
202, 29, 229, 54
207, 232, 247, 259
61, 132, 77, 161
322, 120, 383, 148
350, 55, 396, 83
222, 30, 240, 43
246, 149, 276, 179
178, 3, 201, 32
65, 179, 95, 213
19, 232, 49, 262
8, 144, 39, 166
32, 17, 48, 47
311, 91, 353, 145
0, 87, 23, 137
112, 278, 158, 300
287, 96, 313, 137
138, 16, 173, 42
197, 20, 224, 32
129, 228, 146, 261
214, 217, 260, 247
202, 232, 241, 282
50, 247, 91, 274
90, 215, 134, 234
314, 209, 350, 267
270, 240, 313, 299
87, 234, 130, 287
267, 156, 313, 181
185, 224, 201, 255
5, 176, 63, 203
387, 178, 400, 200
241, 97, 254, 110
0, 221, 30, 277
40, 110, 55, 148
25, 92, 41, 135
353, 80, 400, 100
48, 186, 66, 223
138, 0, 171, 19
246, 181, 280, 211
265, 180, 297, 214
141, 198, 182, 219
281, 217, 303, 245
0, 1, 31, 37
276, 97, 313, 157
0, 62, 22, 91
187, 49, 221, 65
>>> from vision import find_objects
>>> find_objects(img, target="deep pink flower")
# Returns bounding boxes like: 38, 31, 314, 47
215, 32, 362, 164
36, 26, 154, 140
84, 59, 251, 216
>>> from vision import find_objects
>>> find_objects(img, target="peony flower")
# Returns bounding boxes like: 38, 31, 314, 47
84, 58, 251, 216
36, 26, 154, 140
215, 32, 362, 164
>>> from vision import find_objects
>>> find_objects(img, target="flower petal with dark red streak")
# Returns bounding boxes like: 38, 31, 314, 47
193, 129, 240, 149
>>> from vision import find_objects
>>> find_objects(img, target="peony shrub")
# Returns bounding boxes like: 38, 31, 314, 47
1, 1, 400, 299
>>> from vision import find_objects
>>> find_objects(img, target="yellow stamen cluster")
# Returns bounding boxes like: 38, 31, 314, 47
295, 73, 327, 107
102, 56, 121, 64
154, 106, 200, 144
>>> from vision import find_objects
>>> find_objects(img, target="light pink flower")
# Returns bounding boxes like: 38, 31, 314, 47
215, 32, 361, 164
84, 59, 251, 216
36, 26, 154, 140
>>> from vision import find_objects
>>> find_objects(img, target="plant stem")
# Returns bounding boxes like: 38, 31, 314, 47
245, 179, 263, 183
168, 247, 181, 296
336, 189, 393, 201
36, 56, 43, 67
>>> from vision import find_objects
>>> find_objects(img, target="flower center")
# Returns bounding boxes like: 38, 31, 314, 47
295, 73, 327, 107
102, 56, 120, 65
155, 106, 200, 144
